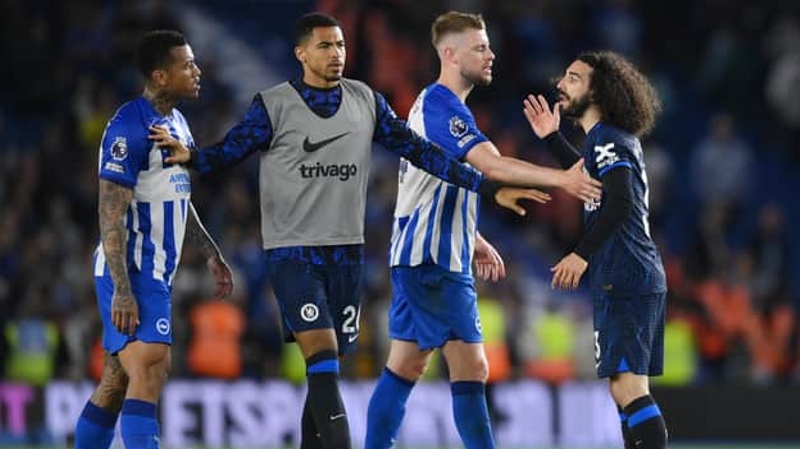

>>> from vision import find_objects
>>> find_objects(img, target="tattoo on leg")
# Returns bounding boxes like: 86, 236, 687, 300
91, 353, 129, 413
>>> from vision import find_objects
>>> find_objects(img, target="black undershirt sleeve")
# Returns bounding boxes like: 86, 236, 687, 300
544, 131, 582, 169
573, 166, 633, 259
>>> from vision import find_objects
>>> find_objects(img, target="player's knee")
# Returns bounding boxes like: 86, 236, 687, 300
162, 349, 173, 378
387, 348, 433, 382
386, 353, 430, 381
129, 359, 169, 385
610, 373, 649, 407
122, 345, 171, 392
449, 356, 489, 382
295, 329, 339, 359
473, 357, 490, 382
396, 359, 430, 382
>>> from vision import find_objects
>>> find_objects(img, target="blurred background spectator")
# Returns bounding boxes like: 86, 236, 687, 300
2, 0, 800, 391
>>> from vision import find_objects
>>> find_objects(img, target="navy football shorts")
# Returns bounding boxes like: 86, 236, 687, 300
266, 258, 364, 355
593, 292, 666, 378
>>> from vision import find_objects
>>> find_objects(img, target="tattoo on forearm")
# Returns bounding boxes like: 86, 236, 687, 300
186, 202, 220, 260
99, 179, 133, 295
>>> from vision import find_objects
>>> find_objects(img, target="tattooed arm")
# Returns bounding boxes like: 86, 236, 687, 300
99, 179, 139, 335
186, 202, 234, 299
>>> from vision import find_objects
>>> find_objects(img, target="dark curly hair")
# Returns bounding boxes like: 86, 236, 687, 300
578, 51, 661, 137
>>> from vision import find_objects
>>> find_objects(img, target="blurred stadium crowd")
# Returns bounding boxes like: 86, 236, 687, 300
2, 0, 800, 390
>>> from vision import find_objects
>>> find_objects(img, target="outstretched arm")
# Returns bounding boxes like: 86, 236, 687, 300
185, 202, 233, 299
150, 94, 273, 173
372, 91, 554, 214
465, 141, 600, 203
371, 91, 498, 192
98, 179, 138, 335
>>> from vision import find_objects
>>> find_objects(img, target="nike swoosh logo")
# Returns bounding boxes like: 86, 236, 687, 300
303, 132, 350, 152
329, 413, 346, 421
348, 333, 359, 343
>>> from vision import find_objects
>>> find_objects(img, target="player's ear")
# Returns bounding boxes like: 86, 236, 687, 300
294, 46, 305, 64
151, 69, 168, 87
443, 46, 456, 63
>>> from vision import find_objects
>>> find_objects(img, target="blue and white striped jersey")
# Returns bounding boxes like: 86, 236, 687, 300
389, 83, 488, 273
94, 96, 193, 285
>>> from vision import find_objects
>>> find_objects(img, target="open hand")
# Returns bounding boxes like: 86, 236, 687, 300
551, 252, 588, 290
111, 292, 139, 335
474, 234, 505, 282
494, 187, 552, 216
523, 94, 560, 138
562, 159, 602, 203
149, 125, 191, 164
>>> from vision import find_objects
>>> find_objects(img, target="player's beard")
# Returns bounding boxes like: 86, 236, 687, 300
325, 69, 343, 82
310, 65, 342, 83
561, 91, 592, 119
461, 67, 491, 86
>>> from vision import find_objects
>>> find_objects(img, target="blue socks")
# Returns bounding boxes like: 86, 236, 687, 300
120, 399, 160, 449
75, 401, 117, 449
365, 368, 415, 449
451, 381, 496, 449
365, 373, 495, 449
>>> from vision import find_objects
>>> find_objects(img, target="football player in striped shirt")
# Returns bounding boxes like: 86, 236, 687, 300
523, 51, 668, 449
74, 30, 233, 449
150, 12, 592, 449
365, 11, 602, 449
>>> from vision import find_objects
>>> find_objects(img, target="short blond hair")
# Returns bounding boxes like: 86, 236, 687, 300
431, 11, 485, 47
